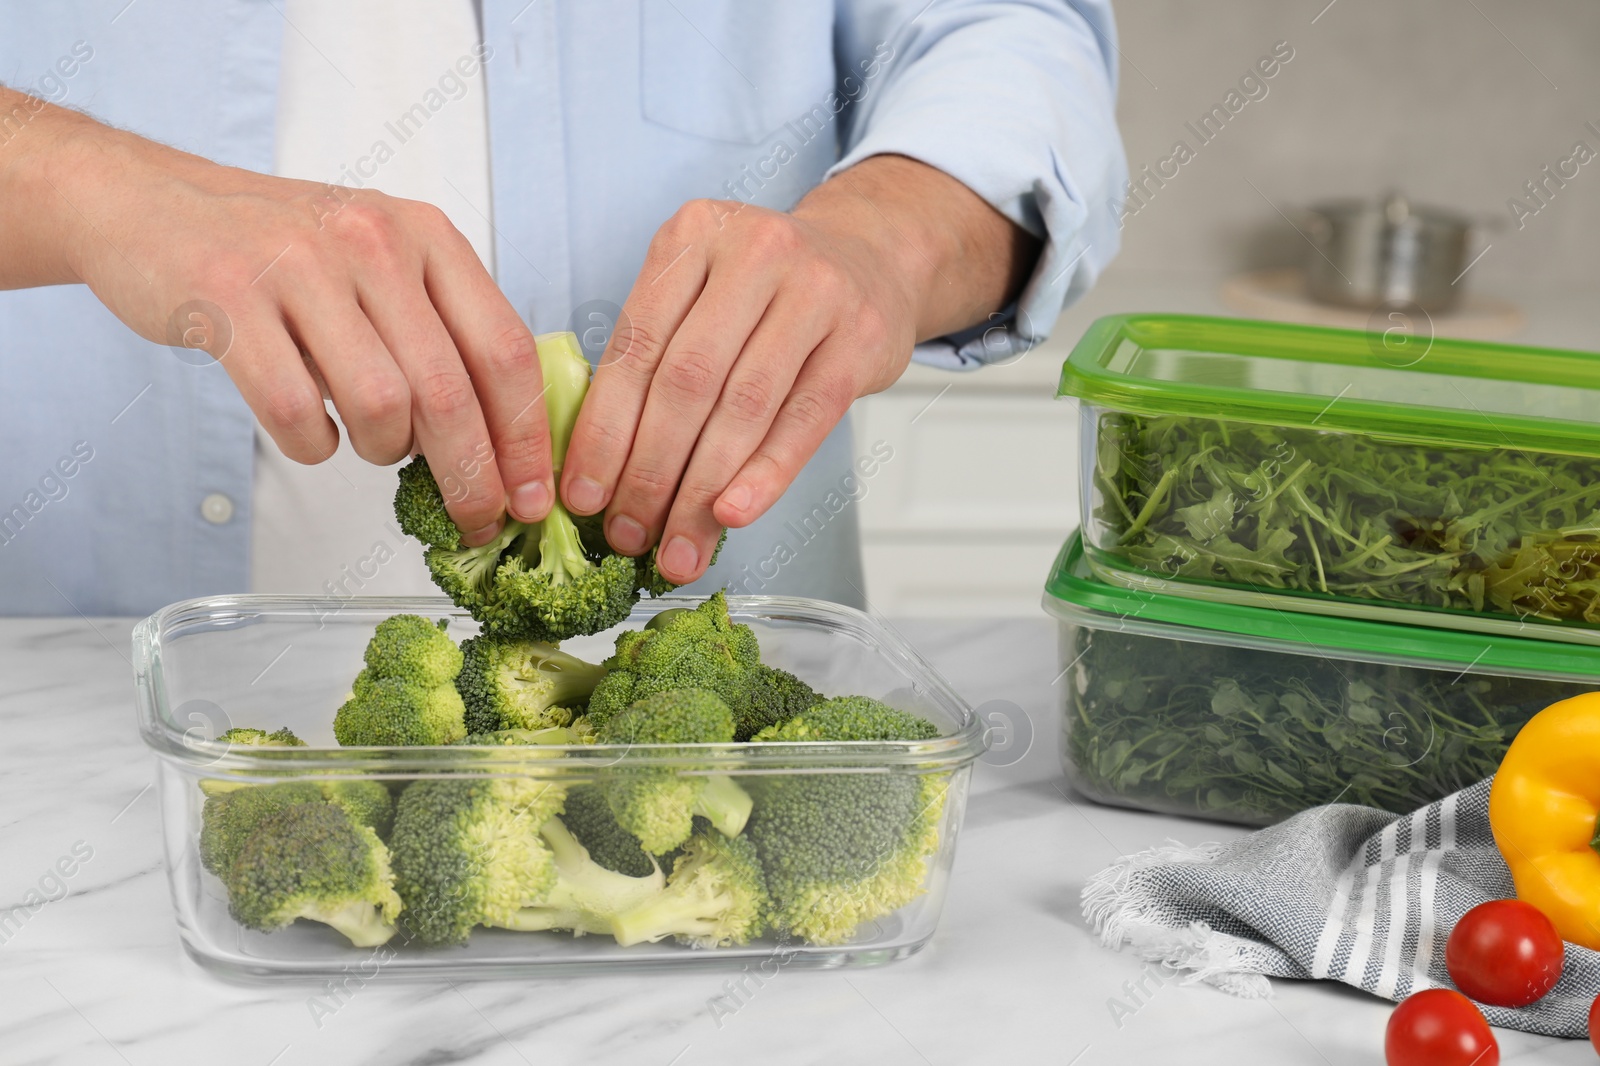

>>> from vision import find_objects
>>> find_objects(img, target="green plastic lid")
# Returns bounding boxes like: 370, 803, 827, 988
1044, 531, 1600, 680
1058, 314, 1600, 457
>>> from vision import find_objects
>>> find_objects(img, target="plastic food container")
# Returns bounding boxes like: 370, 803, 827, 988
1044, 531, 1600, 826
133, 594, 982, 979
1060, 313, 1600, 643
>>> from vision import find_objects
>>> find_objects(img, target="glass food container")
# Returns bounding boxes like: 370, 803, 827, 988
1045, 531, 1600, 826
133, 594, 982, 979
1060, 313, 1600, 644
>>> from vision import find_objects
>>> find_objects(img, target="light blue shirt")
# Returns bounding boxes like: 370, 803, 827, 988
0, 0, 1125, 616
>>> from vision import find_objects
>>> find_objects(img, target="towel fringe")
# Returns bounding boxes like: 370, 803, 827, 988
1081, 838, 1272, 999
1082, 838, 1226, 947
1124, 922, 1274, 999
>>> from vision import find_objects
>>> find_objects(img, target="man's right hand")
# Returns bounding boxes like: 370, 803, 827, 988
0, 88, 551, 545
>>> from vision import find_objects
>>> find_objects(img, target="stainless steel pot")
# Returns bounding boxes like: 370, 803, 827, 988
1303, 193, 1472, 312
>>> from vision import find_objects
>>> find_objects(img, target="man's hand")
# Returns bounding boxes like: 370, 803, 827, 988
0, 89, 551, 546
561, 154, 1041, 585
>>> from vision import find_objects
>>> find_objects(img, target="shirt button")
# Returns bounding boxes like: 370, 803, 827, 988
200, 493, 235, 525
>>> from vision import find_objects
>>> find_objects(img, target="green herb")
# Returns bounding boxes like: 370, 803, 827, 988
1091, 413, 1600, 623
1062, 626, 1586, 824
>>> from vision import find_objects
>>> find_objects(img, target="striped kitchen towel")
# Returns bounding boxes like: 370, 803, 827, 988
1082, 779, 1600, 1038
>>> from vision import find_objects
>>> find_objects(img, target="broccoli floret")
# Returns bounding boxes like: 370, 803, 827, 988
397, 464, 531, 619
334, 615, 467, 746
745, 697, 946, 945
394, 455, 469, 550
455, 726, 587, 746
487, 329, 641, 641
217, 726, 306, 746
585, 592, 762, 732
388, 773, 661, 945
560, 785, 658, 877
361, 614, 462, 685
428, 522, 529, 621
750, 696, 941, 744
200, 780, 395, 875
587, 592, 810, 739
388, 776, 569, 946
225, 801, 402, 947
335, 676, 468, 747
738, 665, 823, 741
199, 726, 314, 798
322, 780, 397, 840
595, 689, 752, 854
611, 831, 768, 948
455, 634, 606, 734
394, 332, 715, 641
584, 630, 653, 726
202, 782, 325, 875
483, 504, 642, 641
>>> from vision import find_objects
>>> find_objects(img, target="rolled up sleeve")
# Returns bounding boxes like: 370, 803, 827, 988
829, 0, 1128, 369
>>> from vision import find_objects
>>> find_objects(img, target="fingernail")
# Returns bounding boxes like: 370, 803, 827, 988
461, 518, 504, 547
721, 484, 752, 515
609, 514, 647, 554
565, 476, 605, 514
509, 481, 552, 521
659, 536, 699, 579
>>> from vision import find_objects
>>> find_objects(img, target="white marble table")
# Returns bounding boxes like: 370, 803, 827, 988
0, 615, 1588, 1065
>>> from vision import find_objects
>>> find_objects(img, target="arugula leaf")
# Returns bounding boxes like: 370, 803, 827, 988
1061, 626, 1583, 825
1092, 413, 1600, 623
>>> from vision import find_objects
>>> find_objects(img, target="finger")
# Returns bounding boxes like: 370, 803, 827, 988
226, 313, 341, 465
713, 331, 859, 530
653, 295, 828, 584
603, 262, 781, 556
561, 215, 711, 518
282, 281, 413, 465
422, 220, 554, 522
358, 274, 506, 545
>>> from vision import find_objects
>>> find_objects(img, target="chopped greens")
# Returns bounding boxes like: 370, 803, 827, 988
1061, 626, 1587, 825
1090, 413, 1600, 623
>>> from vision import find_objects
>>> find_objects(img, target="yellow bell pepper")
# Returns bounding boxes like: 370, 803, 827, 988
1490, 691, 1600, 949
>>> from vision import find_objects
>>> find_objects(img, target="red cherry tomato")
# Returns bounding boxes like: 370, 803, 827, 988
1445, 900, 1564, 1007
1589, 993, 1600, 1055
1385, 989, 1498, 1066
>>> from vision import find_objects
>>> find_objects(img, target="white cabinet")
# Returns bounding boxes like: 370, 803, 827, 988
852, 337, 1080, 616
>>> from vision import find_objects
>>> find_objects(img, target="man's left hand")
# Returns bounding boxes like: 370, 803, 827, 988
559, 154, 1040, 585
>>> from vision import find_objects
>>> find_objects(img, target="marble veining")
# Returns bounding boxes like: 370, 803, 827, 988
0, 617, 1583, 1064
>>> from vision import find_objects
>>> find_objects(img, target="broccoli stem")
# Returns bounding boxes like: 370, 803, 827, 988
477, 727, 584, 745
611, 885, 736, 947
537, 331, 593, 470
535, 502, 594, 585
501, 905, 611, 935
692, 776, 753, 839
303, 901, 398, 947
515, 646, 607, 706
457, 521, 524, 595
645, 608, 694, 631
505, 819, 664, 934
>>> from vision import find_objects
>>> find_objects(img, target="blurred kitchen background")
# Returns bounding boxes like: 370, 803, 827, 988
855, 0, 1600, 616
